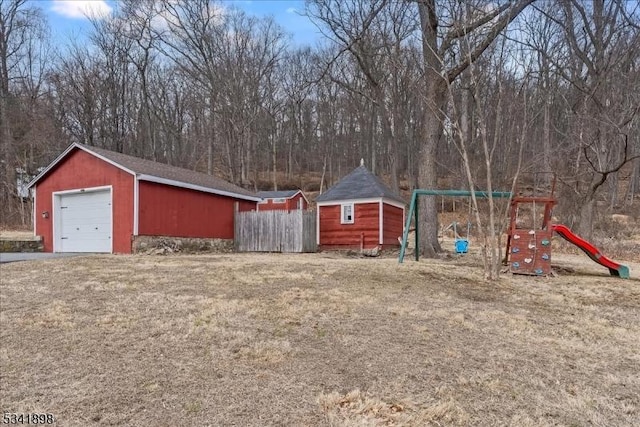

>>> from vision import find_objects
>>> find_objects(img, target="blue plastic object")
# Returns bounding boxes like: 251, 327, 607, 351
455, 239, 469, 254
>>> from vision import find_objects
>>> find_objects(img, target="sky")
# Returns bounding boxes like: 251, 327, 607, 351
35, 0, 321, 46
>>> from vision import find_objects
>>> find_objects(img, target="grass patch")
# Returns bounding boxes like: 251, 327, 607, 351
1, 252, 639, 425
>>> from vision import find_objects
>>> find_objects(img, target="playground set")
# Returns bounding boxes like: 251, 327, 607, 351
398, 175, 630, 279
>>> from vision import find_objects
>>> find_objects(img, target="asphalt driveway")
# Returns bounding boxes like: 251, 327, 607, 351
0, 253, 85, 264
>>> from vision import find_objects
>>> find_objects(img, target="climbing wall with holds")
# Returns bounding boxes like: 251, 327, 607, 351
509, 229, 553, 276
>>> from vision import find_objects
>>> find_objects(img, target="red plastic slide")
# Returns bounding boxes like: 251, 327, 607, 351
551, 224, 630, 279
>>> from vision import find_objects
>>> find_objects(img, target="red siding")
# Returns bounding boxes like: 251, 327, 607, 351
138, 181, 255, 239
382, 204, 404, 246
319, 202, 379, 248
257, 200, 288, 211
289, 193, 308, 211
34, 148, 134, 253
258, 192, 308, 212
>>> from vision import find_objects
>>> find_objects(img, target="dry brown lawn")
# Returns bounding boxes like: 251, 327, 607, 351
1, 251, 639, 426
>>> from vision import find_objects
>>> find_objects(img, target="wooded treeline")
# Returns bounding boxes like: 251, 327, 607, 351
1, 0, 639, 243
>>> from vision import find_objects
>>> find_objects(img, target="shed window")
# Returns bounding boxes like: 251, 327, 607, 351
341, 203, 354, 224
272, 198, 286, 203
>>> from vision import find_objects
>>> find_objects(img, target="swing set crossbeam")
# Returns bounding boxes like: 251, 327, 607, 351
398, 189, 512, 263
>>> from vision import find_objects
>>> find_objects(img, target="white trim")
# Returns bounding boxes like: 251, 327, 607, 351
33, 184, 37, 236
379, 200, 384, 245
316, 197, 405, 210
264, 190, 308, 202
27, 144, 261, 204
52, 185, 113, 253
316, 207, 320, 245
28, 144, 77, 188
77, 145, 136, 175
137, 174, 262, 202
259, 191, 308, 210
292, 190, 310, 205
259, 190, 308, 204
52, 185, 112, 196
52, 191, 58, 252
133, 176, 139, 236
340, 203, 355, 224
402, 205, 405, 236
27, 143, 135, 188
109, 186, 114, 253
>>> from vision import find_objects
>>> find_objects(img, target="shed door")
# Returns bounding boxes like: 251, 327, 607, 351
57, 189, 112, 253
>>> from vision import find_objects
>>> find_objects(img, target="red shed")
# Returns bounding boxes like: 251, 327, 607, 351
27, 143, 260, 254
316, 164, 405, 250
257, 190, 308, 212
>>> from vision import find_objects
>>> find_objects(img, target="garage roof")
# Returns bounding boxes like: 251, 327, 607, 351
28, 143, 262, 202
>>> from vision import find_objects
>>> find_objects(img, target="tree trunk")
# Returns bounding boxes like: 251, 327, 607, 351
207, 98, 215, 175
625, 158, 639, 206
577, 197, 595, 239
542, 95, 552, 181
417, 80, 447, 256
369, 100, 376, 174
0, 87, 13, 221
272, 131, 278, 191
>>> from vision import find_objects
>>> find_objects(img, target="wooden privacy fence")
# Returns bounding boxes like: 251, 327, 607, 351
234, 210, 317, 253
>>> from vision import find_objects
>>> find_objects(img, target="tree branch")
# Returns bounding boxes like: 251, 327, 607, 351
439, 1, 512, 54
446, 0, 535, 83
584, 135, 640, 197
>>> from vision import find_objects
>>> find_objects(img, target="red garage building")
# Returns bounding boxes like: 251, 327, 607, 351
316, 163, 405, 250
257, 190, 308, 212
27, 143, 260, 254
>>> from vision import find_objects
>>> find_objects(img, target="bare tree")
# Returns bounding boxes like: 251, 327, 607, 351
535, 0, 640, 237
308, 0, 422, 192
415, 0, 534, 257
0, 0, 52, 226
308, 0, 533, 257
151, 0, 226, 175
444, 35, 533, 279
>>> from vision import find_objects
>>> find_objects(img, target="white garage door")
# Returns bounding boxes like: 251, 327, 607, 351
57, 189, 112, 253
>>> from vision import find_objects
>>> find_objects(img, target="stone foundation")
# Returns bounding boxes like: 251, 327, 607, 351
0, 237, 44, 253
132, 236, 234, 255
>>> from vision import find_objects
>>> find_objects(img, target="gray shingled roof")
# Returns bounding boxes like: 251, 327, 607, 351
315, 165, 405, 204
30, 144, 259, 201
257, 190, 300, 199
